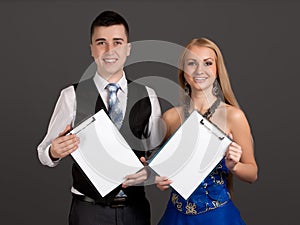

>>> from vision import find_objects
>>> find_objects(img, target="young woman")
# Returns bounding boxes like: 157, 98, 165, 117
156, 38, 258, 225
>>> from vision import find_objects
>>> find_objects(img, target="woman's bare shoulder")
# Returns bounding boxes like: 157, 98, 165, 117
224, 104, 250, 130
225, 105, 246, 121
163, 107, 182, 120
163, 107, 184, 136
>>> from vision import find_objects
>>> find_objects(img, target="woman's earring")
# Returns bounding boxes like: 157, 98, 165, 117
184, 81, 190, 96
212, 79, 219, 96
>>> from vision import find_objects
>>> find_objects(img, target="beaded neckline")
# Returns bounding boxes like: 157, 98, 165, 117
184, 97, 221, 120
202, 97, 221, 119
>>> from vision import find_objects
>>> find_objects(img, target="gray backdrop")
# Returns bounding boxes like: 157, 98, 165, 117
1, 0, 299, 224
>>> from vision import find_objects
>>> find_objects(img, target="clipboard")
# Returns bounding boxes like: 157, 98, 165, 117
148, 110, 232, 200
70, 109, 144, 197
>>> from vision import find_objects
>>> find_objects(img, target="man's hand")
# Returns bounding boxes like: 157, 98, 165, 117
49, 125, 80, 160
122, 157, 148, 188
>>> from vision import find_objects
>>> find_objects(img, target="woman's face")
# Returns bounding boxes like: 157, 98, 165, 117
183, 45, 217, 93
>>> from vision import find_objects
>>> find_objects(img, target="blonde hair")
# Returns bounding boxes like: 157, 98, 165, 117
178, 37, 239, 108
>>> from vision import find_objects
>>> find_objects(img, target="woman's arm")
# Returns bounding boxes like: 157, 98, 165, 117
155, 107, 182, 190
226, 107, 258, 183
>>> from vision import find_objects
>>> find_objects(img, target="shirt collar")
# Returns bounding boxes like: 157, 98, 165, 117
93, 71, 127, 93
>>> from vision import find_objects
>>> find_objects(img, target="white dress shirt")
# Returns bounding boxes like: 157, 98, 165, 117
37, 72, 164, 194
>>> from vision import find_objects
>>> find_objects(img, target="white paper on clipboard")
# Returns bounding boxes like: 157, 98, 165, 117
70, 109, 144, 197
148, 110, 232, 200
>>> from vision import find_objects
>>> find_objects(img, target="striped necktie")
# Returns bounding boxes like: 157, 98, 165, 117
106, 83, 123, 129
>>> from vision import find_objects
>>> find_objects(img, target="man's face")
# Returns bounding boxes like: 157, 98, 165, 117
90, 24, 131, 81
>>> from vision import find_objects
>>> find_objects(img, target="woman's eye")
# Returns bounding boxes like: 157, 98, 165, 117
204, 61, 213, 66
187, 61, 197, 66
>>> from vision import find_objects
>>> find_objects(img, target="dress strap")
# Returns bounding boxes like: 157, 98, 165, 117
203, 97, 221, 119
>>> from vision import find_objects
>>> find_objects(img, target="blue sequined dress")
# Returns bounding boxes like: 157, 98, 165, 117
158, 158, 246, 225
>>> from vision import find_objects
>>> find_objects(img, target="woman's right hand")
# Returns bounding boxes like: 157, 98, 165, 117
155, 176, 172, 191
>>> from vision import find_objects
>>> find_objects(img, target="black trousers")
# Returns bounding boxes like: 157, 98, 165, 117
69, 197, 151, 225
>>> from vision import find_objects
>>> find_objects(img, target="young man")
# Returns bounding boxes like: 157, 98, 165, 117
37, 11, 163, 225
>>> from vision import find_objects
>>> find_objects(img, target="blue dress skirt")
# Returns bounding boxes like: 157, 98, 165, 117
158, 159, 246, 225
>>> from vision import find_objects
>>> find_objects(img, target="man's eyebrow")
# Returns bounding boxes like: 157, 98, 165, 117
94, 37, 125, 42
94, 38, 106, 42
113, 37, 125, 41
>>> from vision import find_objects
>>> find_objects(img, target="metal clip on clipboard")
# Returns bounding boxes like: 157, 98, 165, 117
199, 119, 225, 141
71, 117, 96, 135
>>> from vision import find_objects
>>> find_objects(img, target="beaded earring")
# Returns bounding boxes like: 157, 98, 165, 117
184, 81, 190, 96
212, 79, 220, 96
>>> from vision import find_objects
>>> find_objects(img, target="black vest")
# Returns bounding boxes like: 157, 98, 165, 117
72, 78, 152, 202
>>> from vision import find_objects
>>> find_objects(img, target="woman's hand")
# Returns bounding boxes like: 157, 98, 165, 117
225, 133, 242, 172
155, 176, 172, 191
